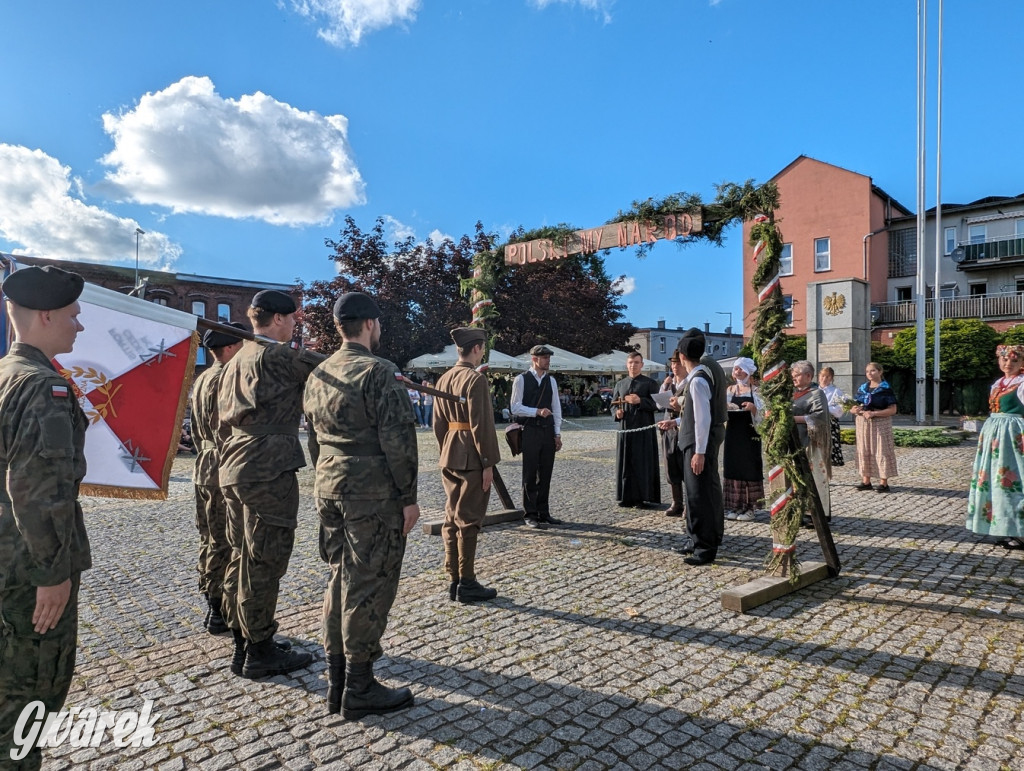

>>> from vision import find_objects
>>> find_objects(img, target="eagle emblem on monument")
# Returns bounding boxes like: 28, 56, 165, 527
823, 292, 846, 316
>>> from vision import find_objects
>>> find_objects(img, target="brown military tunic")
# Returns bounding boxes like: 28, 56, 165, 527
433, 361, 501, 582
0, 342, 90, 768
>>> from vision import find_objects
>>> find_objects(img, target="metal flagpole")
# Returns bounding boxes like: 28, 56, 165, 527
932, 0, 943, 425
915, 0, 928, 425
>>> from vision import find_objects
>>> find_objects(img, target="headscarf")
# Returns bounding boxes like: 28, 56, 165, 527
734, 357, 756, 377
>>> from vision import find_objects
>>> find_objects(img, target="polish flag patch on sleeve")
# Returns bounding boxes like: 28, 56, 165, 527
52, 384, 69, 398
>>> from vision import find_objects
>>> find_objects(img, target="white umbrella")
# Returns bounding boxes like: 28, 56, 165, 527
590, 350, 665, 375
406, 345, 522, 372
515, 344, 606, 374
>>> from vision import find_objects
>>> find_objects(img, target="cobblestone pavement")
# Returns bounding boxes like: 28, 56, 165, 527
38, 418, 1024, 770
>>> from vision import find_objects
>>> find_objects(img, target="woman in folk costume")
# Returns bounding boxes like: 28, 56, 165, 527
849, 361, 898, 492
723, 357, 765, 521
967, 344, 1024, 550
818, 366, 847, 473
790, 360, 832, 525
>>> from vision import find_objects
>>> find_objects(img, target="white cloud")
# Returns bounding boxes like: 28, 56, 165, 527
384, 215, 417, 242
426, 228, 453, 245
288, 0, 420, 47
100, 76, 366, 226
0, 143, 180, 267
612, 275, 636, 295
531, 0, 613, 23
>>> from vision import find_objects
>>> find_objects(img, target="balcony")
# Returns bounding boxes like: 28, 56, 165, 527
958, 234, 1024, 269
872, 291, 1024, 325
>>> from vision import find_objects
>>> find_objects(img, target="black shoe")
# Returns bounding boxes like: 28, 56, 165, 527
855, 482, 873, 491
342, 661, 414, 720
242, 637, 313, 679
524, 516, 549, 530
538, 514, 563, 526
801, 515, 814, 529
874, 484, 890, 493
684, 555, 714, 566
230, 629, 246, 676
448, 581, 458, 601
665, 502, 683, 518
673, 540, 695, 556
456, 579, 498, 603
326, 653, 345, 715
206, 597, 229, 636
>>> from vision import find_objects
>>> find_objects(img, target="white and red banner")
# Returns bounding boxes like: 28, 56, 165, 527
58, 283, 198, 499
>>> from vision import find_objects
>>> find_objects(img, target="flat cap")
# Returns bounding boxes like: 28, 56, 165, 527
529, 344, 554, 356
1, 265, 84, 310
677, 327, 705, 361
451, 327, 486, 348
251, 290, 297, 314
333, 291, 381, 321
203, 321, 247, 349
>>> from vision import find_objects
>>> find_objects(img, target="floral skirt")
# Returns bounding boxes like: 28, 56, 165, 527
830, 416, 845, 467
967, 413, 1024, 537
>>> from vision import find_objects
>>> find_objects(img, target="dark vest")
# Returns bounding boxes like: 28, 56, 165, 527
700, 354, 729, 426
678, 367, 714, 452
521, 371, 554, 427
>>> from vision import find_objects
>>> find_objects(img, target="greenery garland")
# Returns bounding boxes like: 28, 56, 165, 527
466, 180, 808, 577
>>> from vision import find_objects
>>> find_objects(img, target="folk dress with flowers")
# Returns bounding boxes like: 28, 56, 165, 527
967, 374, 1024, 537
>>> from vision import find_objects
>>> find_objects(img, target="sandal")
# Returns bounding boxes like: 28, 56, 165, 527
998, 537, 1024, 550
855, 482, 873, 491
874, 484, 890, 493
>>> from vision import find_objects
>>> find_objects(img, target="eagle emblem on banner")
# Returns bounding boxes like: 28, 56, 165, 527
823, 292, 846, 316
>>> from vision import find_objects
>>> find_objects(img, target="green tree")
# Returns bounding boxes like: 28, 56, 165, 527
891, 318, 1000, 381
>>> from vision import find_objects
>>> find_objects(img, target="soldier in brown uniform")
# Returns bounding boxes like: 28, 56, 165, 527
190, 322, 245, 635
0, 266, 89, 771
218, 290, 316, 678
303, 292, 420, 719
433, 327, 501, 603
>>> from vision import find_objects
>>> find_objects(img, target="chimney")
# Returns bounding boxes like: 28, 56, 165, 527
657, 318, 666, 329
704, 322, 710, 334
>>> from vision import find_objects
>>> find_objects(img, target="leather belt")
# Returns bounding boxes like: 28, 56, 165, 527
447, 422, 471, 431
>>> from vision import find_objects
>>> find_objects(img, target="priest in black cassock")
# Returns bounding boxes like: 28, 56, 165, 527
612, 351, 662, 507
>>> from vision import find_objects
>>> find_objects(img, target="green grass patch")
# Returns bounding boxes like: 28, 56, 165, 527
840, 427, 964, 447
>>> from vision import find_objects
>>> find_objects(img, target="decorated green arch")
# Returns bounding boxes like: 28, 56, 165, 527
464, 180, 839, 586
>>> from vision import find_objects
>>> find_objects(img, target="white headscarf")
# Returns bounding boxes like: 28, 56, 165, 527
734, 357, 757, 377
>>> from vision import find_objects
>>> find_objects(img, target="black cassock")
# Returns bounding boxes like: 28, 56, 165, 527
612, 374, 661, 505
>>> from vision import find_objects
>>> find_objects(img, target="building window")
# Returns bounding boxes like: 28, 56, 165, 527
782, 294, 794, 327
191, 300, 206, 318
150, 296, 169, 306
658, 337, 665, 354
939, 283, 958, 299
968, 224, 987, 244
814, 238, 830, 272
217, 303, 231, 322
896, 286, 912, 302
944, 227, 956, 255
969, 283, 986, 297
779, 243, 793, 276
1016, 277, 1024, 293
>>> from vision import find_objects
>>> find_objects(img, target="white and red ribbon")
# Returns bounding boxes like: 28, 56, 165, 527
758, 273, 781, 302
770, 486, 794, 517
763, 361, 788, 382
751, 240, 765, 263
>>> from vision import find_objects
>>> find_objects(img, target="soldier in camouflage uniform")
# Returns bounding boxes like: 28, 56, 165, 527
434, 327, 501, 603
303, 292, 420, 718
190, 322, 245, 635
218, 290, 316, 678
0, 266, 89, 771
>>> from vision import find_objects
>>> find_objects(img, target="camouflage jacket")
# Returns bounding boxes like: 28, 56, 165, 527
433, 361, 501, 471
303, 342, 418, 506
191, 361, 230, 487
217, 340, 317, 485
0, 342, 91, 592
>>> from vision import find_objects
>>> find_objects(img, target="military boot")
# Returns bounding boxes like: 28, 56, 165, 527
242, 637, 313, 679
326, 653, 346, 715
456, 533, 497, 603
341, 661, 413, 720
230, 629, 247, 675
444, 538, 459, 601
665, 483, 684, 517
206, 595, 229, 635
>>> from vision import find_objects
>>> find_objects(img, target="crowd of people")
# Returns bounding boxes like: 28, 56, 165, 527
5, 265, 1021, 768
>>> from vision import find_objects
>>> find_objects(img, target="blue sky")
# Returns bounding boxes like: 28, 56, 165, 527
2, 0, 1022, 336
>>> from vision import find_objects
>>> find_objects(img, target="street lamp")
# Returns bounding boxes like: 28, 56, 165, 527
134, 227, 145, 289
715, 310, 733, 335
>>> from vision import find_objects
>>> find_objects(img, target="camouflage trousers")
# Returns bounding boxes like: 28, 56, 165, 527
0, 574, 81, 771
222, 473, 299, 644
195, 483, 231, 605
318, 497, 406, 662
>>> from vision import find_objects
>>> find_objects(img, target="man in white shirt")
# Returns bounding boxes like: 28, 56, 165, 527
510, 345, 564, 528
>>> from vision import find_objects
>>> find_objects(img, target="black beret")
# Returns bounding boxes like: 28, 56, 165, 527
203, 321, 247, 349
677, 327, 706, 361
251, 290, 297, 314
333, 292, 381, 321
529, 344, 554, 356
451, 327, 486, 348
1, 265, 84, 310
